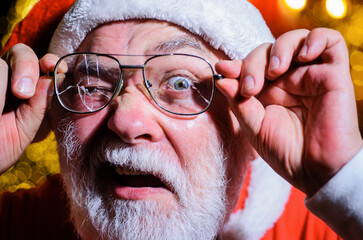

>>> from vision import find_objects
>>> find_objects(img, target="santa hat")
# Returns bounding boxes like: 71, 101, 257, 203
48, 0, 274, 59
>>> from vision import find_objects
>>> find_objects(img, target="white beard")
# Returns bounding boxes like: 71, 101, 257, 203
57, 118, 228, 240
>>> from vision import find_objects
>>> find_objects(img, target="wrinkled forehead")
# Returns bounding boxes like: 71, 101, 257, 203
78, 20, 227, 61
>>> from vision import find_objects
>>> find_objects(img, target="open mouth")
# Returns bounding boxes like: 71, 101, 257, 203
113, 166, 169, 189
109, 166, 174, 200
99, 164, 175, 200
92, 161, 178, 201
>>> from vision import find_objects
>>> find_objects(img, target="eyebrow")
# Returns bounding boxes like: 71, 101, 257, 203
146, 35, 204, 54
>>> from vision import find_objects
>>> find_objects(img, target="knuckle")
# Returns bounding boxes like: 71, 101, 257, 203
8, 43, 37, 61
39, 54, 59, 68
8, 43, 23, 57
270, 42, 280, 54
312, 28, 342, 38
260, 42, 273, 50
278, 29, 310, 41
2, 43, 33, 63
242, 58, 254, 68
331, 29, 344, 40
10, 43, 28, 52
10, 58, 39, 74
247, 43, 271, 58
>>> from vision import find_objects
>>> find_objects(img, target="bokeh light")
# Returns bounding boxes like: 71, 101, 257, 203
326, 0, 347, 19
0, 132, 60, 193
284, 0, 306, 10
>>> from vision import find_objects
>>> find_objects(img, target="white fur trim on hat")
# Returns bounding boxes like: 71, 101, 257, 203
222, 158, 291, 240
49, 0, 274, 59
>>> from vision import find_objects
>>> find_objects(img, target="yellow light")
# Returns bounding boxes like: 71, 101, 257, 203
326, 0, 347, 19
352, 69, 363, 100
351, 50, 363, 72
284, 0, 306, 10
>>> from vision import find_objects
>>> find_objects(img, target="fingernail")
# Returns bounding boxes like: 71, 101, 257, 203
16, 78, 34, 96
242, 75, 255, 93
300, 44, 308, 57
269, 55, 280, 71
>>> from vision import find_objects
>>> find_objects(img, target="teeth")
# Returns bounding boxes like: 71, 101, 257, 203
114, 166, 148, 176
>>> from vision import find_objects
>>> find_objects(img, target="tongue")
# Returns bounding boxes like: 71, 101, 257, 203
119, 175, 166, 188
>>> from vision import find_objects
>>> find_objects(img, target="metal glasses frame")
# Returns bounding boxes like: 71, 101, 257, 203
50, 52, 224, 116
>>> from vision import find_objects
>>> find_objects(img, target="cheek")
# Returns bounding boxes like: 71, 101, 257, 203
73, 110, 110, 145
165, 114, 222, 178
168, 114, 218, 151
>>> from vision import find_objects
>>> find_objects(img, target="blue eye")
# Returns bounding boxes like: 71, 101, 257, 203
168, 76, 192, 90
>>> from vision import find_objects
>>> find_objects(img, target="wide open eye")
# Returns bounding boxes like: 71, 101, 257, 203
168, 76, 192, 90
143, 54, 215, 115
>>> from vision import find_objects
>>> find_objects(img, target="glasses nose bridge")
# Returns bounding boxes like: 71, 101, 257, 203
114, 64, 149, 99
119, 64, 145, 81
120, 64, 145, 69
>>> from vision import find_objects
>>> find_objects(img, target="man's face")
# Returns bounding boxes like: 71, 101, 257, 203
52, 20, 253, 239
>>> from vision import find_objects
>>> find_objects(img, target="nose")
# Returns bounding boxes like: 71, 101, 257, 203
107, 85, 164, 145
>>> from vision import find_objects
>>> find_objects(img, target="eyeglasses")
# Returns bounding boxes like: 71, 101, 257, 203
50, 52, 223, 115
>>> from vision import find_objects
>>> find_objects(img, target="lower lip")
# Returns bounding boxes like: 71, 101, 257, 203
113, 185, 172, 200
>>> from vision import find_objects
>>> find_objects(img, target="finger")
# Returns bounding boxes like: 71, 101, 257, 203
215, 45, 271, 137
297, 28, 349, 66
15, 75, 53, 143
2, 43, 40, 99
27, 54, 59, 143
267, 29, 310, 80
240, 43, 271, 97
0, 59, 8, 113
39, 53, 67, 74
215, 59, 243, 79
216, 77, 265, 138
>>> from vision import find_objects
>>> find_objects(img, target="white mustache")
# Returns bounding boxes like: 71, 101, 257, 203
90, 143, 188, 196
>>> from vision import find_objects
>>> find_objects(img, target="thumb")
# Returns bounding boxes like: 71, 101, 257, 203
16, 75, 53, 146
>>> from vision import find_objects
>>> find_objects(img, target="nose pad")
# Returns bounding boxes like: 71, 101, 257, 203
115, 67, 150, 97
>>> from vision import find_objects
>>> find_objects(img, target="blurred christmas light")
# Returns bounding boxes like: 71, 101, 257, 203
352, 69, 363, 100
351, 50, 363, 72
284, 0, 306, 10
0, 132, 59, 193
326, 0, 347, 19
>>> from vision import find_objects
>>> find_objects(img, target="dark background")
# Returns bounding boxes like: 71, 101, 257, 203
0, 0, 12, 16
0, 0, 15, 42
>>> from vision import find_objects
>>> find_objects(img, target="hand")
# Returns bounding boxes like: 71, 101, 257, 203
216, 28, 363, 196
0, 44, 61, 173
